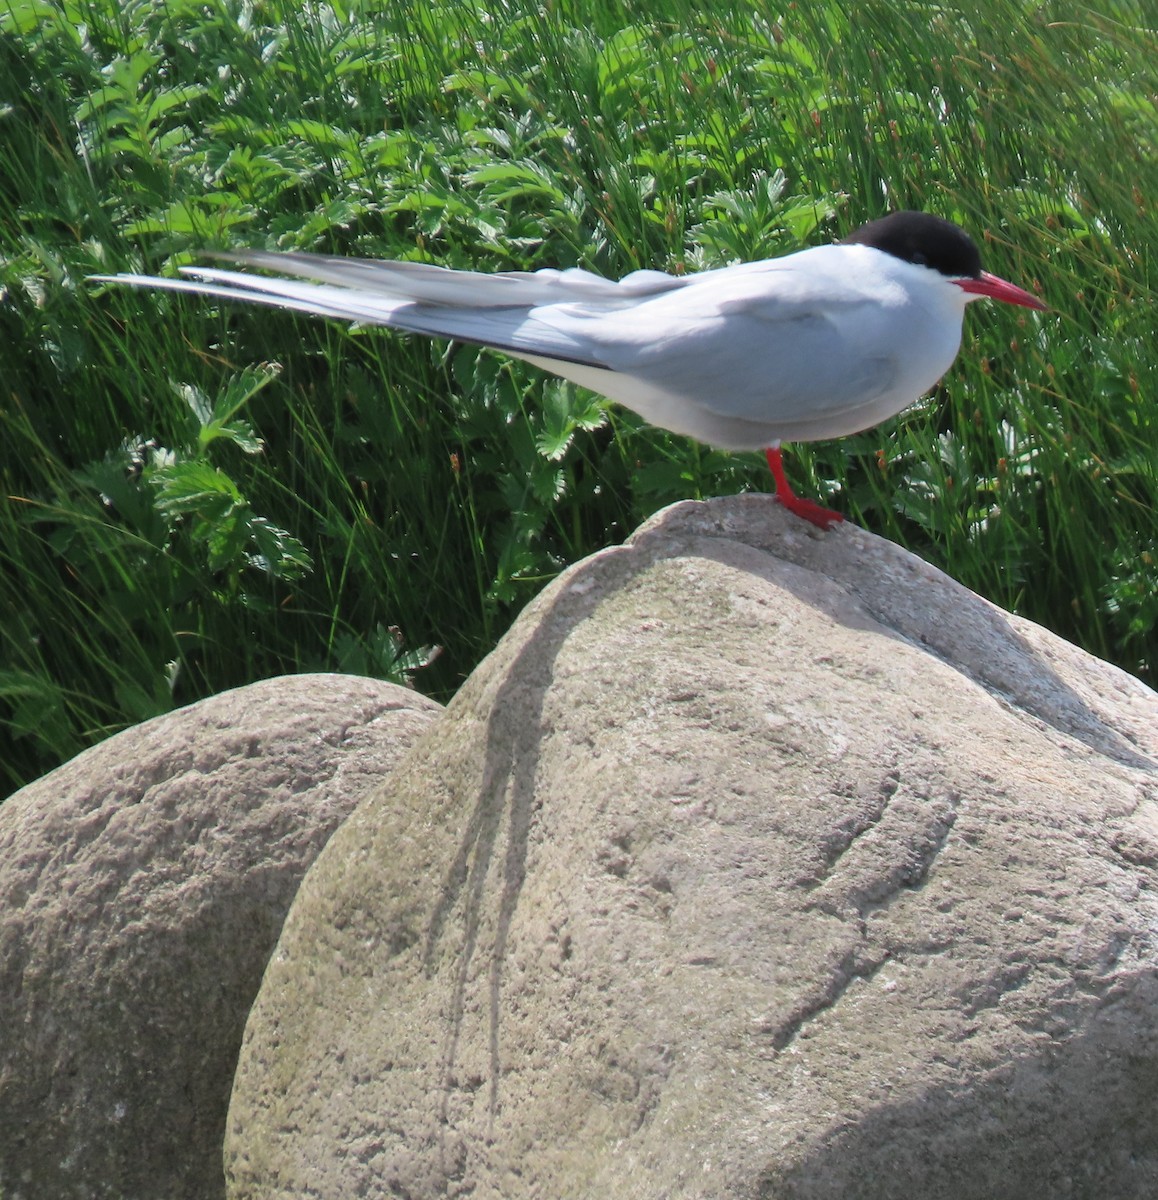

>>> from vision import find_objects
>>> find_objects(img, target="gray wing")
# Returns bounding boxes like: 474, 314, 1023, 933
534, 261, 902, 427
207, 251, 689, 307
95, 251, 692, 369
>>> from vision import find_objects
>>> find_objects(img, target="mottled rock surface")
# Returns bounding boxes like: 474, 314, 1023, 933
226, 497, 1158, 1199
0, 673, 441, 1200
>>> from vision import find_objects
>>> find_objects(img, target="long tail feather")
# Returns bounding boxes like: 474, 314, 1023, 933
92, 267, 612, 368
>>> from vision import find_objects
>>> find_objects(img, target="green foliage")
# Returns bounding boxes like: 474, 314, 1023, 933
1, 0, 1155, 795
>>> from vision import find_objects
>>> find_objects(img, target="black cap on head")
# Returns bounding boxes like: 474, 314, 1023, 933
842, 211, 982, 280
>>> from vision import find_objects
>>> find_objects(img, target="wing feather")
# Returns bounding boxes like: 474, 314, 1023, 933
532, 253, 902, 427
209, 251, 688, 307
99, 268, 613, 368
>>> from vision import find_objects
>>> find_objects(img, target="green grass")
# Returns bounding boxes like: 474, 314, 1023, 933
1, 0, 1155, 797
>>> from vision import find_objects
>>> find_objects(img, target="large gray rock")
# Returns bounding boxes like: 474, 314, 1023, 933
225, 498, 1158, 1199
0, 673, 441, 1200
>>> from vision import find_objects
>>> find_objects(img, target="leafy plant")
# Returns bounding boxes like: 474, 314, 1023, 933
1, 0, 1155, 796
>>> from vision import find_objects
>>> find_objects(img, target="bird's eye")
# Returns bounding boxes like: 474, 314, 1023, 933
912, 251, 928, 266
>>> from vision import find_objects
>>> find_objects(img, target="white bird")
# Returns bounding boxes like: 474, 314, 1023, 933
97, 211, 1046, 528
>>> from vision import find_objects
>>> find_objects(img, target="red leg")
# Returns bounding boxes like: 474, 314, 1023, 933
765, 447, 843, 529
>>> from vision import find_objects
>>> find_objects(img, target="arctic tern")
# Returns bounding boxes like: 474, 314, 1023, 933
98, 210, 1046, 528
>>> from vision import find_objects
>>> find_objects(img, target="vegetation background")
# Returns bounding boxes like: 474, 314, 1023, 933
1, 0, 1154, 798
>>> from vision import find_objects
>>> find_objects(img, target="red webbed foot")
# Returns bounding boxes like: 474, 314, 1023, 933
764, 447, 843, 530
